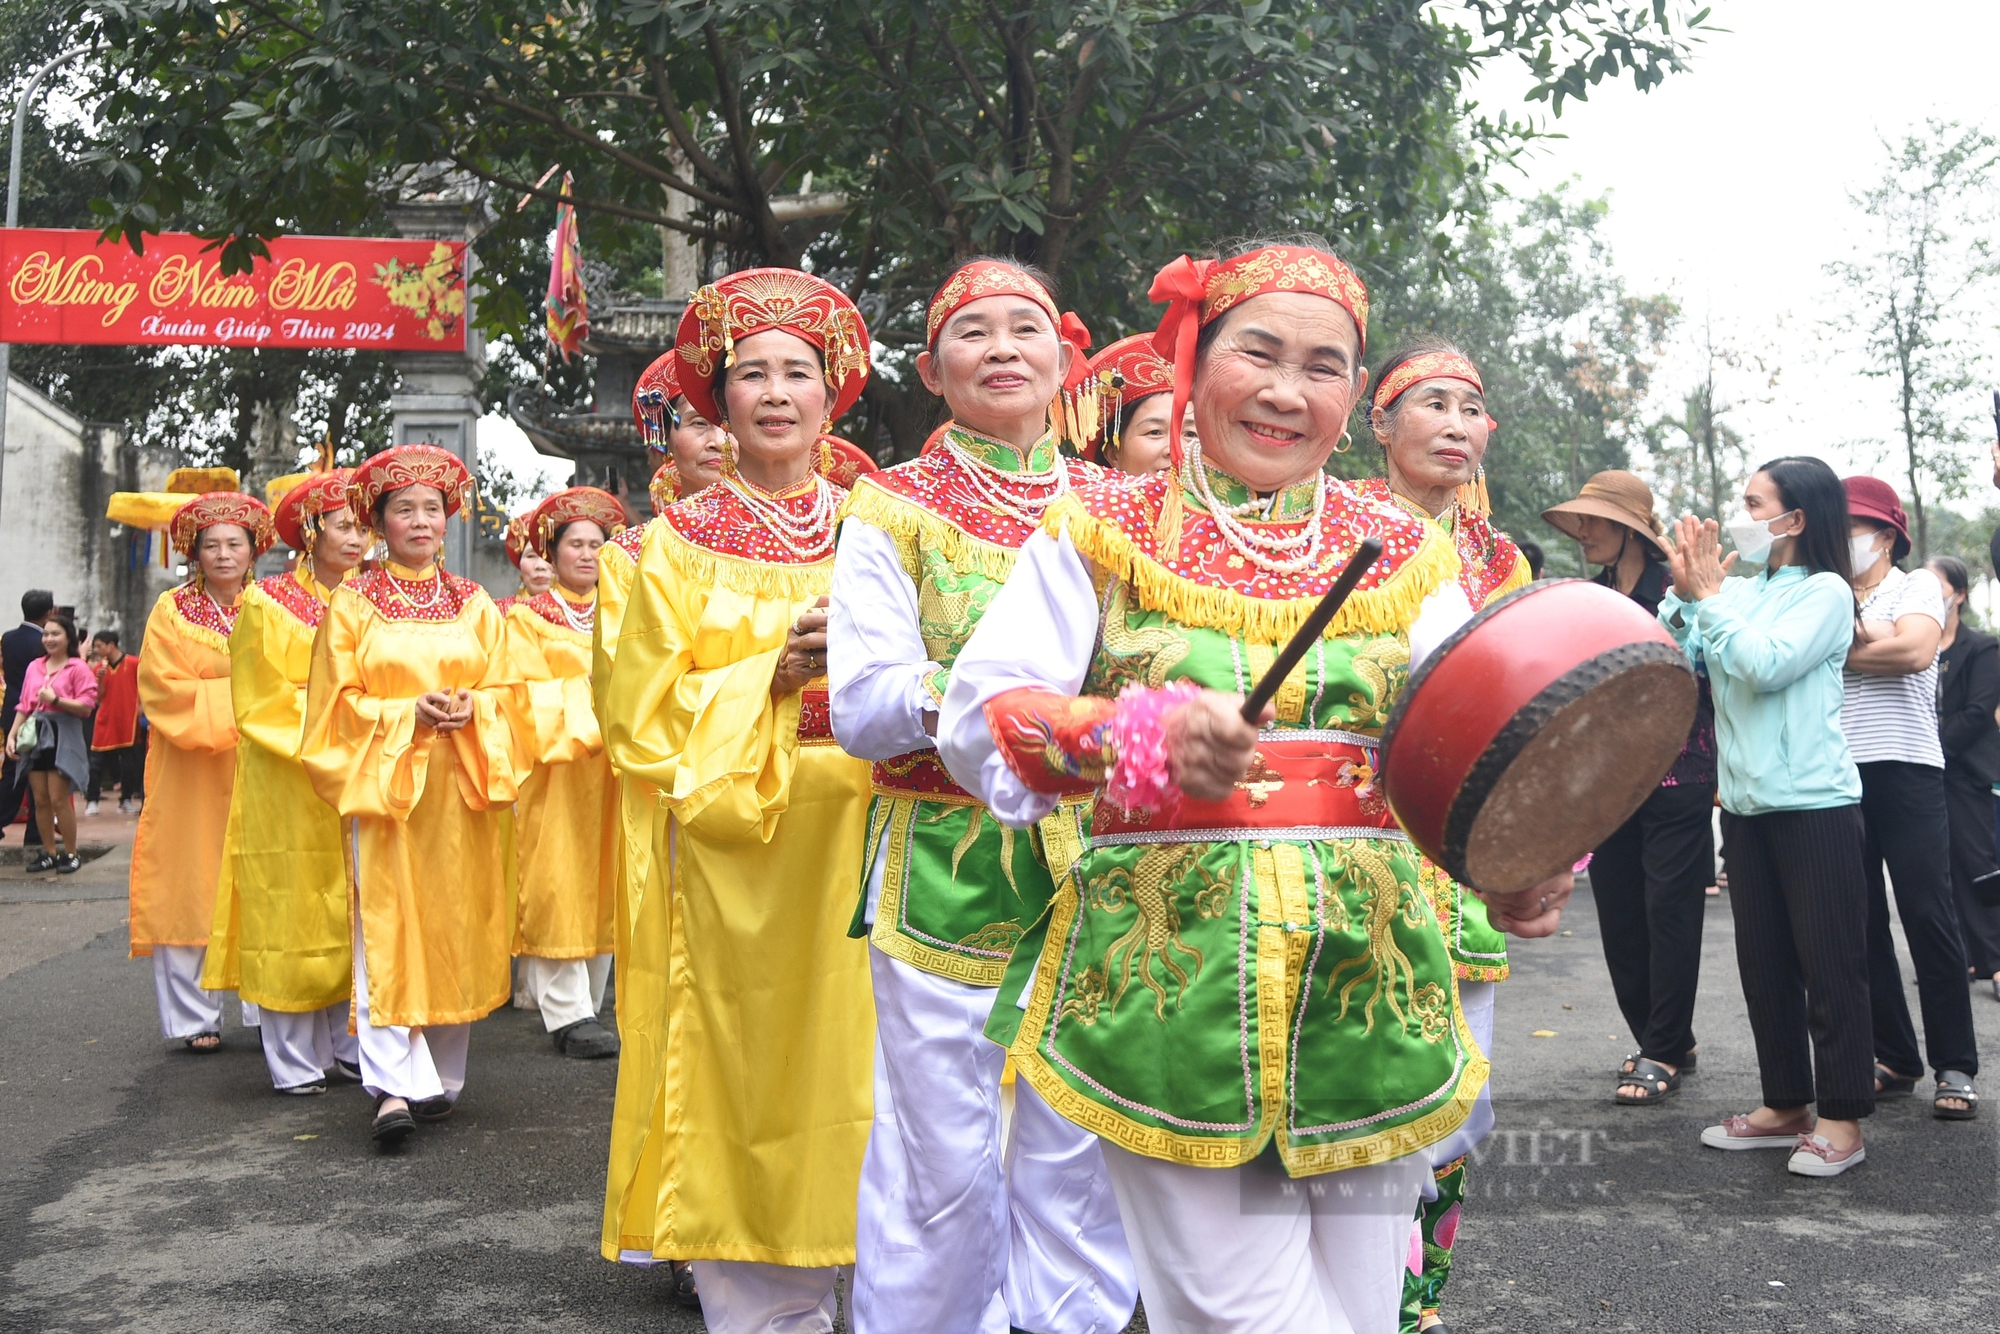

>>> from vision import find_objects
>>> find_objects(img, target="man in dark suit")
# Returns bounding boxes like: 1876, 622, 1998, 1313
1, 588, 55, 843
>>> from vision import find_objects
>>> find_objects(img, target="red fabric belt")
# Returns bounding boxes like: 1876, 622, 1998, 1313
1092, 735, 1399, 841
798, 687, 833, 743
871, 749, 977, 802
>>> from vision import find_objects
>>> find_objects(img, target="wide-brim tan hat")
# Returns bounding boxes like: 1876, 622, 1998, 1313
1541, 470, 1670, 557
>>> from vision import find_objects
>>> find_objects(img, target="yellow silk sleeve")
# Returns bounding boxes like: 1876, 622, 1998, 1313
137, 593, 236, 754
445, 593, 529, 810
592, 533, 639, 725
602, 527, 813, 844
302, 591, 427, 819
503, 604, 600, 766
229, 587, 314, 759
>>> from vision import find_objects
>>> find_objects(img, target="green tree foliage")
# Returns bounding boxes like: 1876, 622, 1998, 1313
75, 0, 1712, 454
1352, 187, 1678, 574
1828, 119, 1999, 559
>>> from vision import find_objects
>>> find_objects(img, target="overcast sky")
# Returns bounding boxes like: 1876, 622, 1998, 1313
485, 0, 2000, 509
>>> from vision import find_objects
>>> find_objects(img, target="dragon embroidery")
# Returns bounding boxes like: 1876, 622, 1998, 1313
1083, 845, 1207, 1021
1322, 838, 1425, 1036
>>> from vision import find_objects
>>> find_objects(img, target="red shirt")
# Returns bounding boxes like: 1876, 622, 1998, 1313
92, 653, 140, 750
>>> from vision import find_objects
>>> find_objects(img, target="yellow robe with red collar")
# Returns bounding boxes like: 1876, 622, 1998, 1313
129, 585, 240, 956
300, 562, 526, 1028
202, 568, 353, 1009
505, 590, 617, 959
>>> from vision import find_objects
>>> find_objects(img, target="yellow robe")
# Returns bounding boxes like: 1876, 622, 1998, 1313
129, 585, 239, 956
300, 562, 524, 1028
202, 569, 353, 1009
602, 506, 873, 1266
504, 591, 617, 959
595, 521, 679, 1261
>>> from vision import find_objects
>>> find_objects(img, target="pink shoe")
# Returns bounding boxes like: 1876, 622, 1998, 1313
1787, 1133, 1865, 1177
1699, 1110, 1814, 1150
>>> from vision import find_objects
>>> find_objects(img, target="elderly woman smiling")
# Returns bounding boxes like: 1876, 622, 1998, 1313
938, 240, 1569, 1334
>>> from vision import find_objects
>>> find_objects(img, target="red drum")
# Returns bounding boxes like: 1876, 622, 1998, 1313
1380, 579, 1696, 894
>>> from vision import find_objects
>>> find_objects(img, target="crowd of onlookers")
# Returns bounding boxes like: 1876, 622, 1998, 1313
1550, 456, 2000, 1178
1, 589, 148, 869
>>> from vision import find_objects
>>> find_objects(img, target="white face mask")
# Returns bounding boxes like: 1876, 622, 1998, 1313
1724, 509, 1796, 566
1850, 532, 1885, 573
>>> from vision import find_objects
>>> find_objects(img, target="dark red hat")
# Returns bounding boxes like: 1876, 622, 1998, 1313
1843, 475, 1910, 560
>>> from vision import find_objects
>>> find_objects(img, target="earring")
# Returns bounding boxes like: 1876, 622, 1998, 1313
1332, 429, 1352, 455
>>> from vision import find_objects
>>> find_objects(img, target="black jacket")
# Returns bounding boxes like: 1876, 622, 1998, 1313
1939, 626, 2000, 785
1, 622, 47, 731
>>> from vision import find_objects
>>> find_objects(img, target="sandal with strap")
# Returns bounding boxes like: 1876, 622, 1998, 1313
668, 1260, 700, 1310
1617, 1048, 1697, 1078
1935, 1071, 1979, 1121
183, 1031, 221, 1053
1616, 1056, 1682, 1106
1874, 1062, 1919, 1096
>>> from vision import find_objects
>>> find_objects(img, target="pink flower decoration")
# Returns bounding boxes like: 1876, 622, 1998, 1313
1104, 680, 1201, 816
1434, 1201, 1462, 1252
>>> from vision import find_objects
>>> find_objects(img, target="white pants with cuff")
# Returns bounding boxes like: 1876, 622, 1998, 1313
1422, 981, 1496, 1191
1100, 1142, 1427, 1334
259, 1001, 361, 1090
521, 954, 612, 1032
852, 945, 1137, 1334
151, 945, 259, 1037
690, 1261, 848, 1334
351, 915, 467, 1102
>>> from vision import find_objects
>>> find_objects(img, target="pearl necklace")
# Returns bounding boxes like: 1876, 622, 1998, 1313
943, 433, 1069, 524
555, 590, 596, 633
1182, 438, 1327, 575
723, 474, 837, 560
200, 585, 241, 631
386, 566, 446, 610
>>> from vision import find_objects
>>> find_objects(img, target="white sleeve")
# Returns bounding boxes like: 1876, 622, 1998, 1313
938, 526, 1100, 828
828, 519, 939, 761
1407, 581, 1475, 671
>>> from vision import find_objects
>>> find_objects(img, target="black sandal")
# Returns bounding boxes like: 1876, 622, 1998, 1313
371, 1095, 416, 1146
668, 1260, 700, 1309
1617, 1048, 1696, 1079
1874, 1062, 1919, 1096
1616, 1056, 1682, 1105
183, 1031, 221, 1053
1935, 1071, 1979, 1121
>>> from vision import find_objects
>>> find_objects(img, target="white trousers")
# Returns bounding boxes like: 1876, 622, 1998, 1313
1099, 1142, 1427, 1334
259, 1002, 361, 1090
1423, 980, 1497, 1184
151, 946, 258, 1037
853, 947, 1137, 1334
521, 954, 612, 1031
690, 1261, 846, 1334
352, 915, 468, 1102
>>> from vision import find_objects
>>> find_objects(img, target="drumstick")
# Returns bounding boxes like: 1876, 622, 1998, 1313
1240, 537, 1384, 723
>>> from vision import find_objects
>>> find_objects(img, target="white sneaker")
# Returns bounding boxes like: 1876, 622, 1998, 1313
116, 799, 131, 813
84, 801, 100, 816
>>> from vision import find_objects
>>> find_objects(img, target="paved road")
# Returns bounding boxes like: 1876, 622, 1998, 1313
2, 855, 1991, 1331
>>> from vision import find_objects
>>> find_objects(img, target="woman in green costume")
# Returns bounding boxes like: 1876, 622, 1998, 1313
939, 241, 1568, 1334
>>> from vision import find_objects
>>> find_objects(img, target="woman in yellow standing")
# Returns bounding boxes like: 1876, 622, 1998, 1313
602, 269, 874, 1330
505, 485, 626, 1060
301, 446, 524, 1147
129, 489, 274, 1051
598, 350, 725, 1297
203, 470, 369, 1093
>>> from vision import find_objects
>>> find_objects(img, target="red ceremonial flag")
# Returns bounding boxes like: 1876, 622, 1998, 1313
545, 174, 589, 363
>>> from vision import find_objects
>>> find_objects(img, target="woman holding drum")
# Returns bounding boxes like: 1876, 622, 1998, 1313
940, 240, 1566, 1332
1665, 457, 1874, 1177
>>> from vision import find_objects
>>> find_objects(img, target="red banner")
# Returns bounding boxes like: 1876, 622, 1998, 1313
1, 228, 467, 351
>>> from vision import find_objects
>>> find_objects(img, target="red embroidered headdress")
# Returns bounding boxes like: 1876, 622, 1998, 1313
675, 268, 871, 427
814, 435, 879, 488
1081, 333, 1174, 461
170, 491, 276, 558
504, 512, 535, 568
1373, 350, 1482, 410
530, 486, 626, 557
349, 445, 475, 519
633, 349, 683, 451
1148, 246, 1370, 470
925, 260, 1094, 444
273, 469, 358, 552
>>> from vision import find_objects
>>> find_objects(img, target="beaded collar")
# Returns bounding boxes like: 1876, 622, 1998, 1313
849, 425, 1104, 549
1191, 462, 1324, 521
524, 588, 596, 632
610, 522, 649, 561
1353, 478, 1524, 608
663, 475, 845, 565
350, 561, 481, 622
172, 581, 243, 638
258, 568, 335, 629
